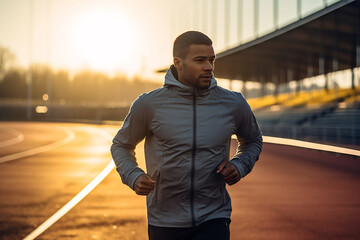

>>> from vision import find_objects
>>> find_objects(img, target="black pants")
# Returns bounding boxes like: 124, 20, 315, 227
148, 218, 230, 240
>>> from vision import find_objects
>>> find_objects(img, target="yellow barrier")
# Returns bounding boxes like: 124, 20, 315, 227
247, 87, 359, 110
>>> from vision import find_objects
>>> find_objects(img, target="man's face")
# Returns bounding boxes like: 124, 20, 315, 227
175, 44, 215, 89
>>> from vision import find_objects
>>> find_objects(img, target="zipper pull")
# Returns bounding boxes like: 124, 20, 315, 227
194, 88, 198, 96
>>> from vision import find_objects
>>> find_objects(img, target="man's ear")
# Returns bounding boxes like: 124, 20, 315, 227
173, 57, 182, 71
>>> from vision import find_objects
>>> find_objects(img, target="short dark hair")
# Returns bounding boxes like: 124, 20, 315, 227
173, 31, 213, 58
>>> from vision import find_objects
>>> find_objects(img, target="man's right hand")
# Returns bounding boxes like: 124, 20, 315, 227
133, 174, 156, 195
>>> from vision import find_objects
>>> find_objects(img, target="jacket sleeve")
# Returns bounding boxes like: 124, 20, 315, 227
110, 94, 149, 190
230, 94, 263, 178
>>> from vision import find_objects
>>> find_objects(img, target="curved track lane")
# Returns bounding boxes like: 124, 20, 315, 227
0, 122, 358, 239
228, 142, 360, 240
0, 122, 115, 239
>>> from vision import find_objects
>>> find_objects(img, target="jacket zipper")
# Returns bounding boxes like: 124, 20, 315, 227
190, 88, 197, 227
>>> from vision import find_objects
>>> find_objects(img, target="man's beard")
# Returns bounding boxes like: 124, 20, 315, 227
195, 78, 211, 89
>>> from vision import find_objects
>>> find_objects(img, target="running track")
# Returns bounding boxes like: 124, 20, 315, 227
0, 122, 359, 240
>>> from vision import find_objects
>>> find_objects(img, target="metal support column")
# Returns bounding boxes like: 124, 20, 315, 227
194, 0, 200, 30
273, 74, 278, 97
260, 76, 266, 97
307, 63, 313, 79
200, 0, 206, 33
332, 12, 339, 91
356, 5, 360, 88
297, 0, 302, 19
307, 55, 314, 101
212, 0, 217, 48
351, 29, 356, 90
287, 68, 293, 94
351, 68, 355, 89
46, 0, 52, 119
296, 78, 301, 94
323, 0, 328, 8
319, 56, 327, 91
357, 39, 360, 88
254, 0, 259, 38
27, 0, 33, 121
224, 0, 230, 48
273, 0, 278, 29
238, 0, 243, 43
242, 81, 247, 98
333, 57, 339, 89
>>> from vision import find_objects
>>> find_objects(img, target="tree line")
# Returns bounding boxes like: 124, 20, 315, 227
0, 45, 162, 107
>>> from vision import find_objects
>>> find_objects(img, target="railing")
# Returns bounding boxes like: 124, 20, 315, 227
260, 124, 360, 146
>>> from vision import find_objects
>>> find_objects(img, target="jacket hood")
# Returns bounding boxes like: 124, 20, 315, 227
164, 65, 217, 94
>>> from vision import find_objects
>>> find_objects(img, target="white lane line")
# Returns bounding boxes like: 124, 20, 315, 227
232, 135, 360, 157
263, 136, 360, 157
23, 127, 116, 240
24, 128, 358, 240
0, 128, 75, 163
0, 127, 24, 148
23, 160, 115, 240
22, 130, 360, 240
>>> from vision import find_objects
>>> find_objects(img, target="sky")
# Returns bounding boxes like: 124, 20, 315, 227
0, 0, 338, 80
0, 0, 175, 78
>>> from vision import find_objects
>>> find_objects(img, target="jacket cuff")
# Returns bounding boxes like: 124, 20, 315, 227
127, 168, 146, 190
230, 158, 246, 179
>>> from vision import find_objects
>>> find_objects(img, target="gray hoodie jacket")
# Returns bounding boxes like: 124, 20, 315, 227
111, 66, 262, 227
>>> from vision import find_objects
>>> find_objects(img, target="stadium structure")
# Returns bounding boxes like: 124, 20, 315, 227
161, 0, 360, 146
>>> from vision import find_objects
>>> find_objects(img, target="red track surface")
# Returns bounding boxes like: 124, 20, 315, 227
0, 122, 359, 239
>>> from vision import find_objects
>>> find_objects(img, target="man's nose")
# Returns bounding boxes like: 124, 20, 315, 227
204, 60, 213, 71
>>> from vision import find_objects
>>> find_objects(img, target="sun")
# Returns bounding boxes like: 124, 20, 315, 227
71, 6, 140, 74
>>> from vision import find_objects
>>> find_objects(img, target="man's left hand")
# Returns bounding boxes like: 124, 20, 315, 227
216, 161, 241, 185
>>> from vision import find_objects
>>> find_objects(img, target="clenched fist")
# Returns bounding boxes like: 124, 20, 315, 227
216, 161, 241, 185
133, 174, 156, 195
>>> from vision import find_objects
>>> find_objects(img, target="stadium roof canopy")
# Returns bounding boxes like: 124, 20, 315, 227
213, 0, 360, 84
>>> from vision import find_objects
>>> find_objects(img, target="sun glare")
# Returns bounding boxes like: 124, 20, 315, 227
71, 7, 140, 74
